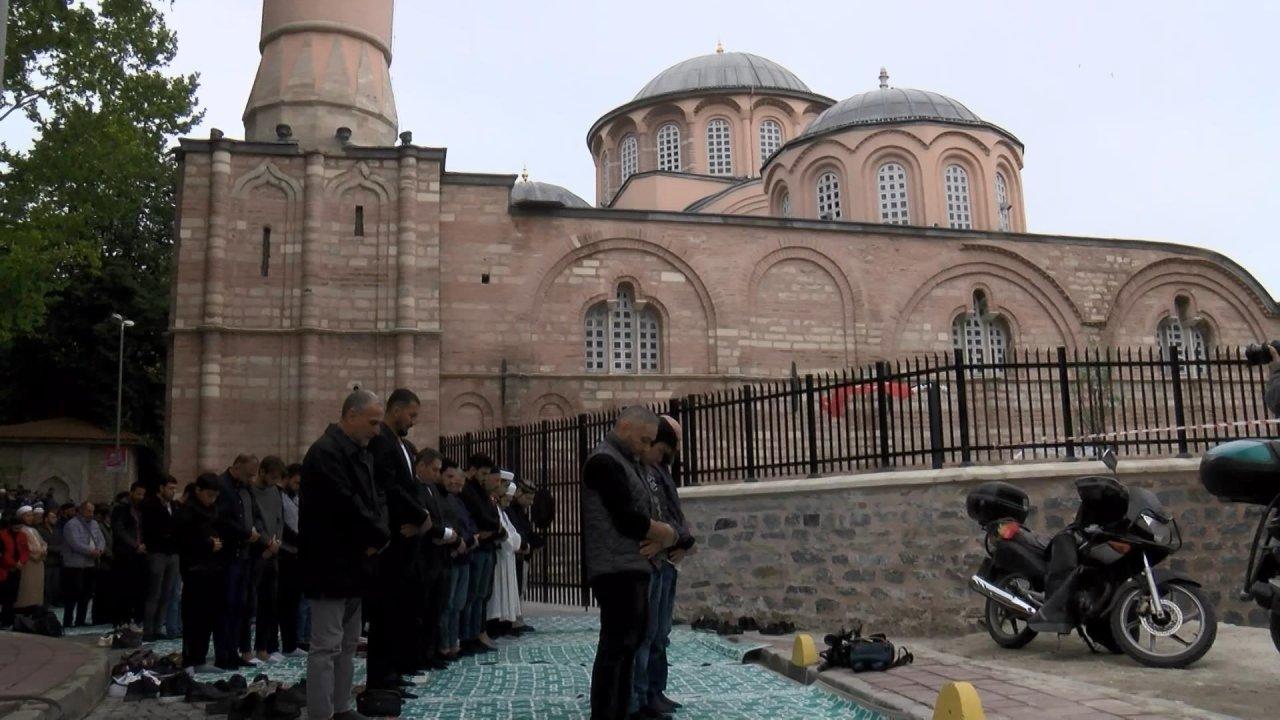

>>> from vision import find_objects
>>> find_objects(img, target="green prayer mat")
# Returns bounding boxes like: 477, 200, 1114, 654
110, 614, 887, 719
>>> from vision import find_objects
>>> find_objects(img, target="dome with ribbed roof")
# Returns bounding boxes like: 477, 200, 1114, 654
510, 177, 591, 209
633, 50, 812, 102
800, 71, 998, 139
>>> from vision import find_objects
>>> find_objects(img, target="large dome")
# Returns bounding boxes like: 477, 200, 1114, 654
633, 51, 812, 102
801, 78, 987, 139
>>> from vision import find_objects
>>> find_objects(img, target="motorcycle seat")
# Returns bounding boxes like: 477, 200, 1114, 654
1014, 529, 1051, 555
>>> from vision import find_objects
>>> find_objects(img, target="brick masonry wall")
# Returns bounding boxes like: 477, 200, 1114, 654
672, 459, 1269, 635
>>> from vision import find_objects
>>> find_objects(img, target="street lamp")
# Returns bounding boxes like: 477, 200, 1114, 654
110, 313, 135, 453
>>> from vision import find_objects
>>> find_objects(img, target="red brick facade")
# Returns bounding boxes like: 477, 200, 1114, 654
163, 137, 1278, 479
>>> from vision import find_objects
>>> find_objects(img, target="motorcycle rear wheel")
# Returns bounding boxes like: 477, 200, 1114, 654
1110, 581, 1216, 668
985, 573, 1038, 649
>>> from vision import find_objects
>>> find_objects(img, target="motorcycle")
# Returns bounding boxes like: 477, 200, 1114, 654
966, 451, 1218, 668
1200, 439, 1280, 654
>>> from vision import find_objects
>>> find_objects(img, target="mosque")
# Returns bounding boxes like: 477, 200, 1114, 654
163, 0, 1278, 479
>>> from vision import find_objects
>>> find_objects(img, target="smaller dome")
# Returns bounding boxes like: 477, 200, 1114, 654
510, 179, 591, 209
801, 85, 984, 138
634, 51, 812, 102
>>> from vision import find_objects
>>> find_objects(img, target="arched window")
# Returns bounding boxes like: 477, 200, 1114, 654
816, 171, 842, 220
1158, 299, 1209, 377
951, 291, 1010, 366
620, 135, 638, 184
944, 164, 972, 229
706, 118, 733, 176
995, 172, 1012, 231
779, 190, 792, 218
877, 162, 910, 225
585, 285, 662, 374
759, 119, 783, 164
656, 123, 681, 172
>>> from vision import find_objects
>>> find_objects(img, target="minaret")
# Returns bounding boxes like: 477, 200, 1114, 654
243, 0, 399, 151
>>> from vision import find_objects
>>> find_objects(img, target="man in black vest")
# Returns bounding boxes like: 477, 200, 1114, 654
214, 453, 261, 670
365, 389, 432, 696
300, 389, 389, 720
582, 406, 678, 720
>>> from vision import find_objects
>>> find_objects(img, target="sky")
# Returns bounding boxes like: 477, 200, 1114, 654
8, 1, 1279, 295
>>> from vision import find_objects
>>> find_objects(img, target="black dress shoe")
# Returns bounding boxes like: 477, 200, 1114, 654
395, 677, 413, 687
657, 693, 682, 709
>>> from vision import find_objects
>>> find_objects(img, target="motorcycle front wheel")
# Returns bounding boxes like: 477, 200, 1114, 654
1110, 581, 1217, 668
985, 573, 1038, 649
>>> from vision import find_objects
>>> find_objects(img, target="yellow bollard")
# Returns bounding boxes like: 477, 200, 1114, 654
791, 633, 818, 667
932, 681, 985, 720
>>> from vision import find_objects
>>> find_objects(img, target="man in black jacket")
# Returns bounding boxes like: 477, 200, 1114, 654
301, 389, 389, 720
365, 388, 432, 694
582, 407, 677, 720
413, 447, 458, 671
109, 481, 148, 629
176, 473, 224, 673
214, 453, 261, 670
141, 476, 180, 641
459, 454, 502, 653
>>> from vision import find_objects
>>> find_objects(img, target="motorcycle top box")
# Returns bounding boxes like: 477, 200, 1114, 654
966, 482, 1030, 525
1200, 439, 1280, 505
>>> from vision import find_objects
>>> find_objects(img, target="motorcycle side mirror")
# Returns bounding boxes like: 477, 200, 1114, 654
1102, 447, 1118, 472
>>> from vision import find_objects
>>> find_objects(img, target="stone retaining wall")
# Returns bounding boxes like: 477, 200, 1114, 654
673, 458, 1268, 635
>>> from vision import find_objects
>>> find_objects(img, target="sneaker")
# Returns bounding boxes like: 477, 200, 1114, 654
108, 672, 139, 698
267, 652, 286, 663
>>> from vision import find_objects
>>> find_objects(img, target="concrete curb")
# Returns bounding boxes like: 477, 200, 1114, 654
1, 637, 113, 720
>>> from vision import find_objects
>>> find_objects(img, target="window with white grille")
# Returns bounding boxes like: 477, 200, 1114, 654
944, 164, 972, 229
951, 291, 1009, 367
817, 171, 842, 220
657, 124, 681, 172
877, 162, 910, 225
995, 172, 1011, 231
585, 285, 661, 373
611, 286, 635, 372
706, 118, 733, 176
1158, 316, 1207, 376
620, 135, 638, 184
585, 306, 607, 372
759, 120, 783, 164
637, 310, 660, 372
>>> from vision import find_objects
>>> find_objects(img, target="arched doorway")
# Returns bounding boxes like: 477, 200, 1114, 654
37, 476, 72, 505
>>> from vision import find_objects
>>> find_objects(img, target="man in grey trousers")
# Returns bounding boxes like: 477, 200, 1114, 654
300, 390, 389, 720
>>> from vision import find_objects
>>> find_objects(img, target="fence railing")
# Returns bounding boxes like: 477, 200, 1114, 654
439, 346, 1276, 605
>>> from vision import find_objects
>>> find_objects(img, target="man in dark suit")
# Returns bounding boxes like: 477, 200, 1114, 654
413, 447, 458, 671
300, 389, 389, 720
365, 389, 431, 695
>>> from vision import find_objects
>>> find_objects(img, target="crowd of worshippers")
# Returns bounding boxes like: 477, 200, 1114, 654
1, 388, 545, 720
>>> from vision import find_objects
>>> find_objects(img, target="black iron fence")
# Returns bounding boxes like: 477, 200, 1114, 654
439, 346, 1276, 605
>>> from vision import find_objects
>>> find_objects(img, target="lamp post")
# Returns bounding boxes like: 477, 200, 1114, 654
110, 313, 135, 454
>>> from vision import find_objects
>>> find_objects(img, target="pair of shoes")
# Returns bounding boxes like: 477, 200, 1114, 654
123, 673, 162, 702
213, 674, 248, 694
277, 679, 306, 706
158, 672, 193, 703
185, 678, 234, 703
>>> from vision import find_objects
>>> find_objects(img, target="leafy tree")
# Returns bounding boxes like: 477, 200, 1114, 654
0, 0, 201, 448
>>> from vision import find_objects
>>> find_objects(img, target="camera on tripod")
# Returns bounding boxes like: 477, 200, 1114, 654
1244, 341, 1280, 366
